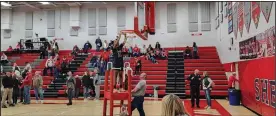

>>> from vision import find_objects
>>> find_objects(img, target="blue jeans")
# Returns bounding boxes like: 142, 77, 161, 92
34, 87, 44, 100
150, 57, 156, 63
204, 88, 211, 107
96, 46, 101, 51
83, 87, 90, 98
24, 86, 31, 104
53, 67, 59, 79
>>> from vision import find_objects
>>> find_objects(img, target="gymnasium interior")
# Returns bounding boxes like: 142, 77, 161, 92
0, 1, 275, 116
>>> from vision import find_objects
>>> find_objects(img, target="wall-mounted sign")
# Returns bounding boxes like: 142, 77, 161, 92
238, 2, 244, 38
228, 2, 233, 34
261, 2, 273, 23
232, 3, 238, 39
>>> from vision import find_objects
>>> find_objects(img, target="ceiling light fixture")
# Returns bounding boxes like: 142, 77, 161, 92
102, 2, 106, 4
39, 2, 50, 5
1, 2, 11, 6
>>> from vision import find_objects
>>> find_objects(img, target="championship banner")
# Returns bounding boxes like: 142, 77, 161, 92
238, 2, 244, 37
251, 2, 260, 29
266, 26, 275, 56
244, 2, 251, 33
232, 3, 238, 39
260, 2, 273, 23
228, 2, 233, 34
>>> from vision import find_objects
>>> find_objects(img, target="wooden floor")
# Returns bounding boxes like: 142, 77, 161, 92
1, 99, 256, 116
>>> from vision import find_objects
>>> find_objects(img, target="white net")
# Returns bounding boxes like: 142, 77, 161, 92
118, 32, 144, 48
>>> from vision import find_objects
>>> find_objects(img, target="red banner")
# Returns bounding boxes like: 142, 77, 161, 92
238, 56, 275, 115
238, 2, 244, 37
251, 2, 260, 29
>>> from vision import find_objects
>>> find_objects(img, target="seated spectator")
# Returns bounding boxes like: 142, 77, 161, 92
89, 55, 98, 68
43, 56, 54, 76
160, 49, 167, 60
95, 37, 102, 52
155, 42, 161, 50
71, 45, 80, 59
149, 51, 158, 64
83, 41, 92, 53
184, 46, 192, 59
133, 44, 140, 57
147, 44, 154, 53
108, 40, 114, 50
14, 42, 22, 54
161, 94, 188, 116
103, 40, 108, 51
193, 42, 199, 59
39, 44, 46, 59
134, 57, 142, 75
140, 45, 147, 56
155, 48, 161, 58
7, 46, 13, 52
128, 46, 133, 57
1, 52, 9, 65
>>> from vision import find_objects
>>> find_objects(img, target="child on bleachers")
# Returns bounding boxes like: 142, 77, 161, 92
160, 49, 167, 60
149, 50, 158, 64
133, 44, 140, 57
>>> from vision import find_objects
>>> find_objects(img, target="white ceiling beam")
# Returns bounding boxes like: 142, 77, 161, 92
22, 2, 40, 10
50, 3, 57, 7
75, 2, 81, 6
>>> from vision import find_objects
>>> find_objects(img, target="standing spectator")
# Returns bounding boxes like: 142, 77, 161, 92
140, 45, 147, 56
108, 40, 114, 50
83, 41, 92, 53
99, 59, 105, 76
155, 42, 161, 50
53, 58, 60, 80
109, 50, 114, 63
61, 56, 69, 74
192, 42, 199, 59
89, 71, 96, 98
71, 45, 80, 59
134, 57, 142, 75
133, 44, 140, 57
93, 68, 101, 100
19, 62, 31, 103
95, 37, 102, 52
82, 71, 91, 100
100, 49, 110, 63
0, 52, 9, 65
22, 72, 32, 105
149, 51, 157, 64
44, 56, 54, 76
187, 69, 201, 108
128, 46, 133, 57
74, 75, 81, 99
184, 46, 192, 59
103, 40, 109, 51
40, 44, 46, 59
12, 63, 21, 79
1, 72, 15, 108
33, 71, 44, 104
202, 71, 213, 110
52, 39, 59, 54
131, 73, 147, 116
66, 71, 75, 105
22, 62, 32, 78
12, 72, 20, 105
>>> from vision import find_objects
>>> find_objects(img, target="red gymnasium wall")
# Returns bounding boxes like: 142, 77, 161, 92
237, 56, 275, 115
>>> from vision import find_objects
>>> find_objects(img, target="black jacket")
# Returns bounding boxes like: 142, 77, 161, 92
82, 75, 91, 87
2, 76, 14, 88
155, 43, 161, 49
187, 74, 201, 86
95, 38, 102, 47
12, 77, 20, 89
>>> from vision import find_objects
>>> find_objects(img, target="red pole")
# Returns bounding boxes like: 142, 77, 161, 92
149, 2, 155, 34
145, 2, 149, 27
110, 69, 114, 116
128, 69, 132, 115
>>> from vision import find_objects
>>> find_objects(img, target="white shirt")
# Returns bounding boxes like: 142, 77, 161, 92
1, 54, 7, 60
46, 59, 54, 67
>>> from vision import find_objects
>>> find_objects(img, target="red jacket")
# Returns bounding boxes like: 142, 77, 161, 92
228, 76, 238, 88
21, 73, 33, 88
101, 52, 110, 61
133, 47, 140, 53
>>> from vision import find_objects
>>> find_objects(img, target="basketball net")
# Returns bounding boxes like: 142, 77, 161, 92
120, 30, 137, 47
72, 26, 80, 31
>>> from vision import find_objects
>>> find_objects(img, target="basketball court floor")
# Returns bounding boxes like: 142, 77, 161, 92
1, 98, 256, 116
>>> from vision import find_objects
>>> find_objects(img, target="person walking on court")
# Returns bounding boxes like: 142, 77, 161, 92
66, 71, 76, 105
1, 72, 15, 108
202, 71, 213, 110
93, 68, 101, 100
131, 73, 147, 116
187, 69, 201, 108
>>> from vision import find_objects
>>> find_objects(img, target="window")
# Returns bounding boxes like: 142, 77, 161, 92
200, 2, 211, 31
188, 2, 198, 32
167, 3, 177, 33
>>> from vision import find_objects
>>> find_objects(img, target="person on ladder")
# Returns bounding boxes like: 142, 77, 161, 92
112, 32, 127, 92
131, 72, 147, 116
